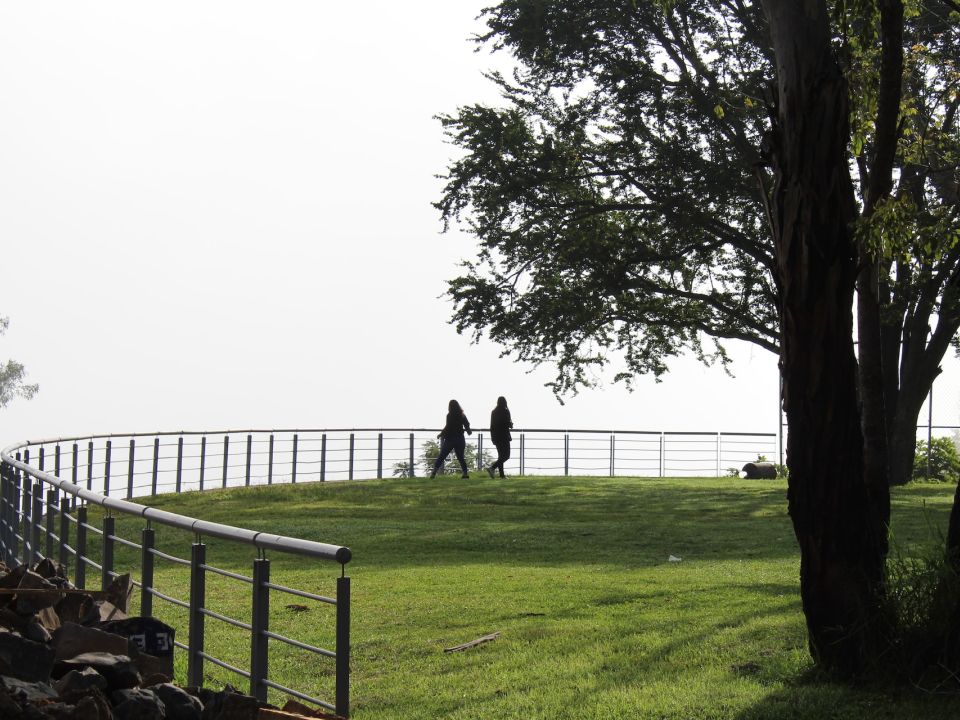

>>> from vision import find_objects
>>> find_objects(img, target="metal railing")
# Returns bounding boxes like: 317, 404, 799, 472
3, 428, 778, 499
0, 441, 352, 717
0, 426, 774, 715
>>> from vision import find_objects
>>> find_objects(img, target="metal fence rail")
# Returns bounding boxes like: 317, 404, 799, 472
0, 426, 775, 716
0, 443, 352, 717
8, 428, 778, 499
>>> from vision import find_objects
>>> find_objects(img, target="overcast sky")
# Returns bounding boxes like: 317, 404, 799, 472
1, 2, 957, 447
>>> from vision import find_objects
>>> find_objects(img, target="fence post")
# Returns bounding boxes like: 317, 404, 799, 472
31, 483, 42, 565
564, 434, 570, 476
59, 498, 70, 570
610, 434, 615, 477
152, 438, 160, 496
660, 434, 665, 477
336, 574, 351, 719
71, 443, 79, 509
104, 441, 112, 497
0, 466, 8, 562
128, 439, 136, 498
176, 437, 184, 494
477, 433, 483, 470
222, 436, 230, 489
716, 433, 722, 478
0, 465, 9, 562
21, 477, 32, 563
377, 433, 383, 479
141, 526, 155, 618
292, 434, 298, 484
1, 465, 7, 555
349, 434, 355, 481
267, 435, 274, 485
409, 432, 415, 477
11, 462, 21, 564
245, 434, 252, 486
75, 506, 87, 589
101, 516, 115, 590
55, 445, 61, 476
87, 441, 94, 491
39, 446, 44, 472
199, 436, 207, 492
250, 557, 270, 702
45, 489, 56, 559
319, 433, 325, 482
520, 433, 525, 476
347, 433, 356, 480
188, 541, 206, 688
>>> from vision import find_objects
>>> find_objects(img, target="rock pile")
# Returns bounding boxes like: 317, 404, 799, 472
0, 558, 340, 720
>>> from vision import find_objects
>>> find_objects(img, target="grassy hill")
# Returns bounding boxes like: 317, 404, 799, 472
109, 474, 959, 719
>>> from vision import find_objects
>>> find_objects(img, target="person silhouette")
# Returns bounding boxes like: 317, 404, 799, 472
486, 396, 513, 478
430, 399, 472, 479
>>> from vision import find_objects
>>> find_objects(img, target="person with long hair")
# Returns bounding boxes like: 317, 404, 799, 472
430, 399, 472, 478
487, 396, 513, 478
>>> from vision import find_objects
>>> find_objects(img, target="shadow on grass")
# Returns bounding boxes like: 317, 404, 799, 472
731, 681, 960, 720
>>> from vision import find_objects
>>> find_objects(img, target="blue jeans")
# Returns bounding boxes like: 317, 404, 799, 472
433, 436, 468, 474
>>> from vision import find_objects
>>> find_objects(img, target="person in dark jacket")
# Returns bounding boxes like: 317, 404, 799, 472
430, 399, 472, 478
487, 396, 513, 478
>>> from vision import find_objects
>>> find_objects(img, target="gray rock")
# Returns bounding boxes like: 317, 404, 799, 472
53, 623, 131, 662
54, 667, 108, 695
13, 571, 63, 615
112, 688, 166, 720
25, 618, 52, 644
0, 675, 58, 703
54, 653, 141, 691
150, 683, 202, 720
0, 632, 55, 682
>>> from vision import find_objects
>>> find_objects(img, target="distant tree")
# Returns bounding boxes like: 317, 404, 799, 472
0, 316, 37, 408
913, 438, 960, 483
392, 439, 494, 477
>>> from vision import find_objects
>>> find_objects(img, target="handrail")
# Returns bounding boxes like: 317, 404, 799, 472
13, 426, 776, 445
1, 446, 351, 564
0, 438, 352, 716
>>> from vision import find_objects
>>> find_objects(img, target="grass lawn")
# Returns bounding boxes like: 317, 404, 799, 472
98, 474, 960, 719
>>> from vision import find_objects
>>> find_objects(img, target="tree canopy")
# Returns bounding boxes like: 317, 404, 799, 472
437, 0, 959, 486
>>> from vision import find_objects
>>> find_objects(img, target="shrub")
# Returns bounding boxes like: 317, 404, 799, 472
913, 437, 960, 483
393, 439, 494, 477
878, 533, 960, 686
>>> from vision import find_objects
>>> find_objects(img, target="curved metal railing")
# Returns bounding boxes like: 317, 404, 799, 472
0, 440, 352, 716
0, 424, 775, 716
4, 427, 778, 499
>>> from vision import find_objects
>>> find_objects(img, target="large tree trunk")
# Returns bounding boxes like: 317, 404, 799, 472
761, 0, 890, 676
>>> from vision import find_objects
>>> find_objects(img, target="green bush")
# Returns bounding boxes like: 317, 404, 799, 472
879, 533, 960, 686
913, 437, 960, 483
392, 439, 493, 477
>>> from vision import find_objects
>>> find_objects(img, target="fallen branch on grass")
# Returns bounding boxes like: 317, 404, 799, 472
443, 631, 500, 653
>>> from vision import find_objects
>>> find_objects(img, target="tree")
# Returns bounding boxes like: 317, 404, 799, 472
760, 0, 889, 677
392, 439, 493, 477
436, 0, 960, 485
0, 317, 37, 408
437, 0, 960, 677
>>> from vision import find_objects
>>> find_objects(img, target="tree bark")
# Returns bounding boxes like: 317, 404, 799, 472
761, 0, 890, 676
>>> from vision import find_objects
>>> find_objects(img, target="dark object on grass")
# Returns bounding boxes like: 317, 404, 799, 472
742, 462, 777, 479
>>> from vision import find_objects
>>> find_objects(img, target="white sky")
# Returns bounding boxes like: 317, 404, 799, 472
0, 1, 956, 446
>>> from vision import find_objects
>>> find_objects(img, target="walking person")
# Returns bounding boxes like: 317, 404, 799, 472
430, 399, 473, 479
487, 396, 513, 478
